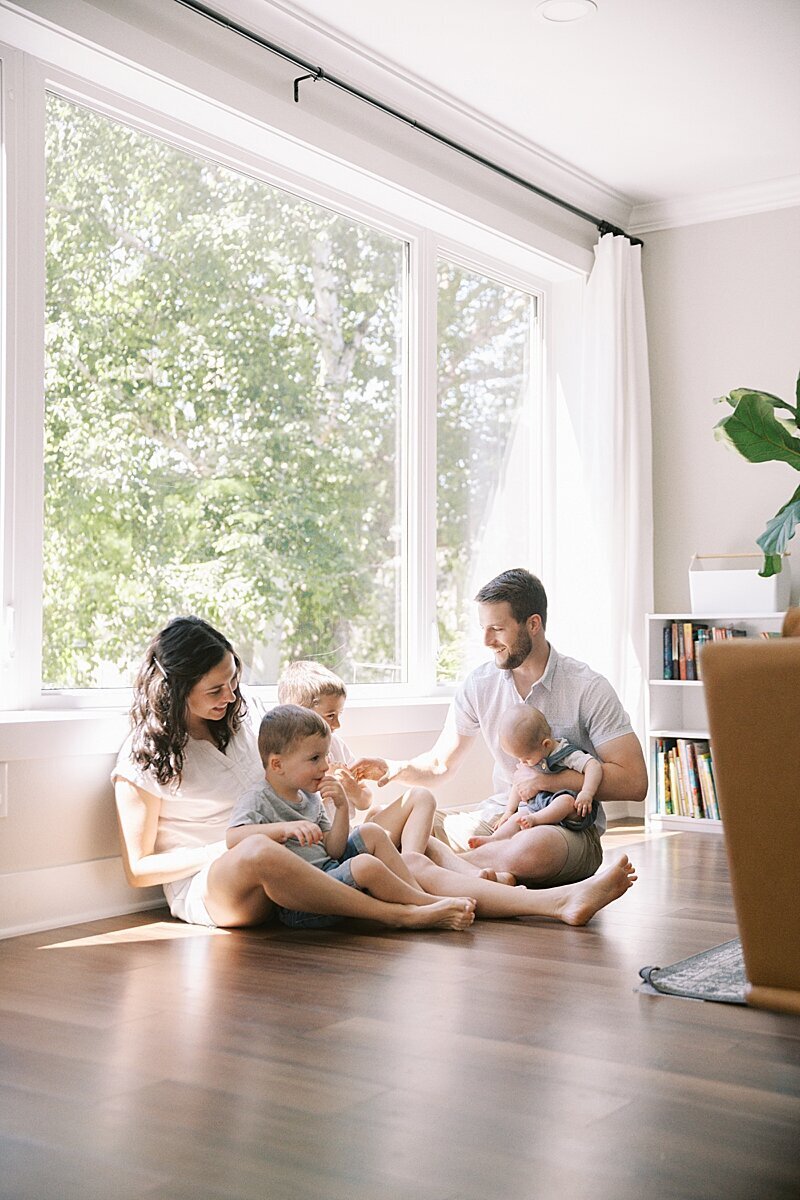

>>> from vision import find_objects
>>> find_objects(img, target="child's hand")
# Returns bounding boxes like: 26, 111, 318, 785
352, 757, 389, 784
319, 776, 348, 809
491, 812, 510, 830
330, 764, 363, 803
574, 790, 593, 818
281, 821, 322, 846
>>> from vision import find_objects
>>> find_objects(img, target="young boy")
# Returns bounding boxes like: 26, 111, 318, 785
467, 705, 602, 848
227, 704, 475, 931
276, 661, 437, 855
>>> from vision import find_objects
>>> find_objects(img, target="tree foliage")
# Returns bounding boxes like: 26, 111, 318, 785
44, 96, 535, 689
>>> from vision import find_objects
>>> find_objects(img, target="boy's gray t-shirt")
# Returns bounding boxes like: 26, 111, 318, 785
229, 780, 334, 869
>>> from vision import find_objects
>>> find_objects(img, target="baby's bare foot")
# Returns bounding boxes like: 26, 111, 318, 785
468, 835, 492, 848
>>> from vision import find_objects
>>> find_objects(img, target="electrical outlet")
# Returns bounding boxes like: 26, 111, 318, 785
0, 763, 7, 818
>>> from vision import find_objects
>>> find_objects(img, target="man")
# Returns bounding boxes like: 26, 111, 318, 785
354, 568, 647, 886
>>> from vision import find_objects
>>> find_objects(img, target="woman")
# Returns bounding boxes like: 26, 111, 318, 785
113, 616, 636, 931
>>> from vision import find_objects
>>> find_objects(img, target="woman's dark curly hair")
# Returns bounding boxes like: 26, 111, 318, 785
130, 616, 247, 786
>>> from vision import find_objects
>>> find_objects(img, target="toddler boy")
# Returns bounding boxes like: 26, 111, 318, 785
227, 704, 474, 930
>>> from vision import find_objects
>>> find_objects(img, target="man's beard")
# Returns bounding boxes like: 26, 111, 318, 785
497, 628, 532, 671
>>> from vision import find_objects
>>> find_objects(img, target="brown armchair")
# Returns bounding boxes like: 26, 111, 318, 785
702, 637, 800, 1015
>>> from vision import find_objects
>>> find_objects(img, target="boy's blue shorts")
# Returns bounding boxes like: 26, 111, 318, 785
277, 829, 368, 930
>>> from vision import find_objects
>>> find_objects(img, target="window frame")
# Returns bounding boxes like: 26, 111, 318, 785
0, 21, 581, 712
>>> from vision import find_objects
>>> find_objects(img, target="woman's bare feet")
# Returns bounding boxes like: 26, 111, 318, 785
393, 896, 476, 931
556, 855, 637, 926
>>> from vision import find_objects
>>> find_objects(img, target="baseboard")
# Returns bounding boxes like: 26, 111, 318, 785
0, 857, 163, 940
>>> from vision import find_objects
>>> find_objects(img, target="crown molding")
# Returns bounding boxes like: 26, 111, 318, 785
215, 0, 635, 232
628, 174, 800, 235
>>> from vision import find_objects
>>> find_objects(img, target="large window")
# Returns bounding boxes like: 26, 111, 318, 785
0, 48, 556, 707
44, 96, 406, 688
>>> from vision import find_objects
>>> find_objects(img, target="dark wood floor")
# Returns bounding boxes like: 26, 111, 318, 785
1, 826, 799, 1200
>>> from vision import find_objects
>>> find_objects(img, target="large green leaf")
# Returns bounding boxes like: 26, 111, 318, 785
756, 483, 800, 575
714, 387, 796, 416
714, 391, 800, 467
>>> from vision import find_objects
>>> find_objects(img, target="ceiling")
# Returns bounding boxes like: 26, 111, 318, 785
237, 0, 800, 231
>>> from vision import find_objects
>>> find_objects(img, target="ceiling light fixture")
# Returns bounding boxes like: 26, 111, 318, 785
536, 0, 598, 22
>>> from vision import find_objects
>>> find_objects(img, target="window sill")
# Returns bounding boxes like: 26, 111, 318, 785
0, 696, 454, 759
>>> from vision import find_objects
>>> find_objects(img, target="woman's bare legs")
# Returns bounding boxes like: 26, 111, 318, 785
368, 788, 437, 854
348, 855, 473, 921
404, 851, 637, 926
204, 837, 475, 931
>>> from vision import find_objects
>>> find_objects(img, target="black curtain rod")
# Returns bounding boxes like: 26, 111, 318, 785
173, 0, 642, 246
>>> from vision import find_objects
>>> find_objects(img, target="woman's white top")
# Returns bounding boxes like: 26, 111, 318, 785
112, 722, 263, 853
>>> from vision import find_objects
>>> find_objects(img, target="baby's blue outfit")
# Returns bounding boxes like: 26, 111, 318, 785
519, 739, 598, 832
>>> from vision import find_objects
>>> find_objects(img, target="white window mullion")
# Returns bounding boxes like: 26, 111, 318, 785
0, 47, 46, 710
405, 230, 438, 693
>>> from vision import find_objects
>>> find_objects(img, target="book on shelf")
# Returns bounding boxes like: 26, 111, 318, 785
659, 621, 748, 680
652, 737, 718, 820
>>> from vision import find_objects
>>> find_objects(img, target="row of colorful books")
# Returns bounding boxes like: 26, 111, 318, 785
661, 621, 748, 681
653, 737, 720, 820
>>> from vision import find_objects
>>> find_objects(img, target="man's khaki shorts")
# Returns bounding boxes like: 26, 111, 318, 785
432, 809, 602, 886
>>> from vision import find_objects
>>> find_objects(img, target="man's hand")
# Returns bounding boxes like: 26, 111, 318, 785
279, 821, 322, 846
514, 773, 546, 803
319, 776, 349, 810
352, 757, 392, 786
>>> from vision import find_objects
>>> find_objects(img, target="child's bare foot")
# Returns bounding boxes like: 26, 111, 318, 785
494, 871, 517, 886
557, 856, 637, 926
392, 897, 476, 931
424, 838, 486, 877
467, 835, 492, 849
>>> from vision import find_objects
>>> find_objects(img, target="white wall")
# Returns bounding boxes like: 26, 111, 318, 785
643, 205, 800, 611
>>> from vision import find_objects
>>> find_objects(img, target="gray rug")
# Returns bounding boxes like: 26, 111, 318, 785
639, 937, 747, 1005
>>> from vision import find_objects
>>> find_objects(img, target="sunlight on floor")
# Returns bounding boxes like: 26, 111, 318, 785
39, 921, 231, 949
602, 821, 681, 850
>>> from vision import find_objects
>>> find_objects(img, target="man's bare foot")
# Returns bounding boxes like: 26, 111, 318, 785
468, 835, 493, 849
557, 856, 637, 926
393, 897, 476, 931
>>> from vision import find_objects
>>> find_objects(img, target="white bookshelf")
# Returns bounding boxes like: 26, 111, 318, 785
645, 612, 784, 831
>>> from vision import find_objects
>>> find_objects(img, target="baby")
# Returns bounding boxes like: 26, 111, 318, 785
468, 705, 602, 848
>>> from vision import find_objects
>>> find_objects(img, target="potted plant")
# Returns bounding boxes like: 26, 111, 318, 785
714, 372, 800, 577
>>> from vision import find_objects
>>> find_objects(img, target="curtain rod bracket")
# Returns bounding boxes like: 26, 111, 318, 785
294, 69, 323, 104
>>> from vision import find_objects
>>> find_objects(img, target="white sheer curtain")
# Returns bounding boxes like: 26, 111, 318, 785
549, 233, 653, 740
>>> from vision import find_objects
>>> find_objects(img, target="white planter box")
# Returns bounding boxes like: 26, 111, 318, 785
689, 554, 790, 614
